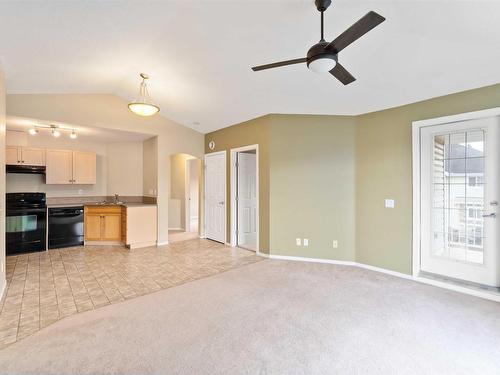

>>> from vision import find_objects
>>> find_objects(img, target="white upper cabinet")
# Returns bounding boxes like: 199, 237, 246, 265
6, 144, 96, 185
46, 149, 74, 184
6, 146, 19, 165
6, 146, 45, 166
72, 151, 96, 184
21, 147, 46, 166
45, 149, 96, 185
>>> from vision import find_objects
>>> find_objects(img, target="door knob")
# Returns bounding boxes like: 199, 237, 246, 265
482, 213, 497, 218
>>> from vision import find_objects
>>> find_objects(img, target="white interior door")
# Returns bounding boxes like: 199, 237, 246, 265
237, 152, 257, 251
420, 116, 500, 287
204, 152, 226, 243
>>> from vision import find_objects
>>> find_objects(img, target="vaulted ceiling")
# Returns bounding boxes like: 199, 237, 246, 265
1, 0, 499, 133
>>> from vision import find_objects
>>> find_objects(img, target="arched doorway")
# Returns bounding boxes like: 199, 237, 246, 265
169, 153, 201, 243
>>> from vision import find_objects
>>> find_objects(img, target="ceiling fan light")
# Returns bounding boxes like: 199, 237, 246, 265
308, 56, 337, 73
128, 103, 160, 117
52, 129, 61, 138
28, 128, 38, 135
70, 130, 78, 139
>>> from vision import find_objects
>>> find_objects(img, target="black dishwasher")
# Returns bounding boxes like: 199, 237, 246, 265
48, 207, 84, 249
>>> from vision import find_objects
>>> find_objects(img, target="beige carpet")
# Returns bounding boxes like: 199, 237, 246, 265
0, 259, 499, 374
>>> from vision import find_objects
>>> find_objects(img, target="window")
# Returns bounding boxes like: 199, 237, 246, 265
468, 176, 483, 186
432, 130, 485, 263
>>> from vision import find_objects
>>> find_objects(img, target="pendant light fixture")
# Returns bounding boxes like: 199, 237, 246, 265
128, 73, 160, 117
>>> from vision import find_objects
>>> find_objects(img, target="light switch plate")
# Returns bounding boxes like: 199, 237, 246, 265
303, 239, 309, 246
332, 240, 338, 248
385, 199, 395, 208
296, 238, 301, 246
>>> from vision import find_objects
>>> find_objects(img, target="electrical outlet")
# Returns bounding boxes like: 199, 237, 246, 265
296, 238, 302, 246
332, 240, 338, 248
385, 199, 395, 208
303, 239, 309, 246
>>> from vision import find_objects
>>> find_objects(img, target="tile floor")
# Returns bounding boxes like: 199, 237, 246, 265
0, 239, 262, 349
168, 230, 199, 243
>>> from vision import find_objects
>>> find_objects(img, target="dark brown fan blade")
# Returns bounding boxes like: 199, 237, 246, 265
252, 58, 307, 71
326, 11, 385, 53
329, 63, 356, 85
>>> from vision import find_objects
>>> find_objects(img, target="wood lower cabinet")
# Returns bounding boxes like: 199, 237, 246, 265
84, 204, 157, 248
102, 214, 121, 241
85, 213, 103, 241
84, 206, 122, 244
84, 205, 157, 248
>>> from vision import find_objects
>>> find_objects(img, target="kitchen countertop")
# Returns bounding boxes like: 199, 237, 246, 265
47, 202, 157, 208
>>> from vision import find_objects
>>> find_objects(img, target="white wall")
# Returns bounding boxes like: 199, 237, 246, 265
143, 137, 157, 197
6, 130, 107, 197
107, 141, 143, 196
0, 68, 6, 297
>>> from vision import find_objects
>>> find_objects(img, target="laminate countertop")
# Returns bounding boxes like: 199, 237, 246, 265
47, 203, 157, 208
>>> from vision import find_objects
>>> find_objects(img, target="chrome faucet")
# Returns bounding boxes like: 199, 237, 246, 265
114, 194, 119, 204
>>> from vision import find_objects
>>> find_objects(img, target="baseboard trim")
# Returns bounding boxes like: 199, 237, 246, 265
168, 227, 183, 231
128, 241, 157, 250
157, 241, 169, 246
268, 254, 356, 267
266, 254, 499, 302
355, 262, 414, 280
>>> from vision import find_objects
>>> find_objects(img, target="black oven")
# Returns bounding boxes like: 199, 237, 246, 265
6, 193, 47, 255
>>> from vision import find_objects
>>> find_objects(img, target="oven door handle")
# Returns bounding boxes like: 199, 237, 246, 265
7, 208, 47, 215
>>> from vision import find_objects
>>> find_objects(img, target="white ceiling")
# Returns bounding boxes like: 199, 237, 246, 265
7, 116, 152, 143
1, 0, 499, 133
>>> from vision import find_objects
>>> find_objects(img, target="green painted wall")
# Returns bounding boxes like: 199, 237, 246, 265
205, 115, 271, 253
356, 83, 500, 274
206, 83, 500, 273
205, 114, 356, 259
269, 115, 357, 261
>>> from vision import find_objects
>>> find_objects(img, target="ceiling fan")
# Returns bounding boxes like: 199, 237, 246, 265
251, 0, 385, 85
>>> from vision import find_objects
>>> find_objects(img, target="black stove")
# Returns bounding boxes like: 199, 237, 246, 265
6, 192, 47, 255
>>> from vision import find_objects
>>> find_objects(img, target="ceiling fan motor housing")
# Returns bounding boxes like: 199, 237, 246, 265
306, 41, 338, 68
315, 0, 332, 12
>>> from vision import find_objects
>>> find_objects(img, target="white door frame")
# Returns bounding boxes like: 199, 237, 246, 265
204, 150, 227, 243
184, 157, 199, 232
412, 106, 500, 279
230, 144, 260, 255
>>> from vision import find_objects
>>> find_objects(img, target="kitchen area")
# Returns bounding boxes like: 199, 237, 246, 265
5, 118, 158, 256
